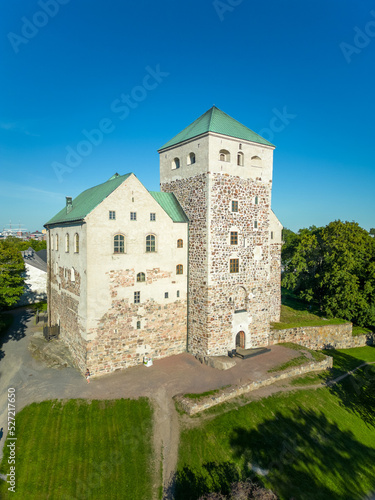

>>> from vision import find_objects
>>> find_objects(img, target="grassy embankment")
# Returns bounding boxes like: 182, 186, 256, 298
175, 346, 375, 500
272, 289, 373, 337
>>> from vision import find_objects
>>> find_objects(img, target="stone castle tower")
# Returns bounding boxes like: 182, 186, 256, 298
159, 106, 282, 356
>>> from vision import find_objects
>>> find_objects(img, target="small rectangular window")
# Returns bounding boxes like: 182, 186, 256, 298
271, 231, 274, 240
177, 290, 180, 298
254, 220, 258, 229
134, 291, 140, 303
231, 201, 238, 212
136, 320, 141, 329
230, 232, 238, 245
109, 211, 116, 220
150, 213, 156, 221
230, 258, 239, 273
130, 212, 137, 221
164, 292, 169, 299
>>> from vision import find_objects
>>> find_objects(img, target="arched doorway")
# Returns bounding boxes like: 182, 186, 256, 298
236, 331, 245, 349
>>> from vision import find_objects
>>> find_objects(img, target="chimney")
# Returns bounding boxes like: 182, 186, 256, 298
66, 197, 73, 214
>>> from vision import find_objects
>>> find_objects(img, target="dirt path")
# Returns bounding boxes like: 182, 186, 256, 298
151, 387, 180, 499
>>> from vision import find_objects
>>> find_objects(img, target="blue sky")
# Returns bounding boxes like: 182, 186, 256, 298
1, 0, 374, 233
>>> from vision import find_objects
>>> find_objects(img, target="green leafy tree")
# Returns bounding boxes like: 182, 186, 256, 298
282, 221, 375, 327
0, 240, 25, 309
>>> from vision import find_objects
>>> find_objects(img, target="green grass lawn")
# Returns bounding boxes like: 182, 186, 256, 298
175, 347, 375, 500
0, 399, 154, 500
271, 289, 348, 330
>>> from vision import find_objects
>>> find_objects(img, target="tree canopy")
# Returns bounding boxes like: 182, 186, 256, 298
282, 221, 375, 327
0, 239, 25, 309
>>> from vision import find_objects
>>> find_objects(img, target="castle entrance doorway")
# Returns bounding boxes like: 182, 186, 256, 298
236, 331, 245, 349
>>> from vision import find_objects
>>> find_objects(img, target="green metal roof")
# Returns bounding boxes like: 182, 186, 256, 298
158, 106, 274, 150
149, 192, 188, 223
44, 173, 132, 226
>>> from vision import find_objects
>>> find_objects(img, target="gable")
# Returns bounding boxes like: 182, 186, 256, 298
44, 173, 132, 226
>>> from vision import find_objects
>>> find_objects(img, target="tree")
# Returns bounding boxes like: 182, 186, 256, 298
282, 221, 375, 327
0, 240, 25, 309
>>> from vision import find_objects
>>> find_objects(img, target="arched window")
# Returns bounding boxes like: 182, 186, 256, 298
219, 149, 230, 162
136, 321, 141, 330
172, 157, 180, 170
65, 234, 69, 253
71, 268, 75, 282
251, 155, 262, 167
137, 272, 145, 282
146, 234, 156, 252
51, 235, 54, 251
237, 152, 244, 166
74, 233, 79, 253
188, 152, 196, 165
255, 196, 258, 205
55, 234, 59, 251
177, 239, 183, 248
176, 264, 183, 275
114, 234, 125, 253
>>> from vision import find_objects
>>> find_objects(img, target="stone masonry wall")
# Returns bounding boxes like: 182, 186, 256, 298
206, 173, 276, 353
269, 242, 282, 322
176, 356, 333, 415
269, 323, 375, 350
86, 299, 187, 375
49, 265, 87, 372
162, 174, 210, 355
86, 267, 187, 375
162, 173, 282, 355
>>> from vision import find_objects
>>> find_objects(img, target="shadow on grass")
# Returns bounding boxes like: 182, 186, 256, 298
328, 365, 375, 430
0, 308, 33, 361
174, 408, 375, 500
281, 288, 321, 315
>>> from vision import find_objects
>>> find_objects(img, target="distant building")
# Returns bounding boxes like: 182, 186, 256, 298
44, 107, 283, 376
18, 248, 47, 305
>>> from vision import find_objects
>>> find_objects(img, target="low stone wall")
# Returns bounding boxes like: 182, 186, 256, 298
269, 323, 374, 350
175, 356, 333, 415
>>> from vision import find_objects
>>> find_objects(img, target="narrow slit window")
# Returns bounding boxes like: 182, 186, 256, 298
74, 233, 79, 253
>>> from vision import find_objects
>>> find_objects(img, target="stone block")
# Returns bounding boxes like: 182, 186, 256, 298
206, 355, 236, 370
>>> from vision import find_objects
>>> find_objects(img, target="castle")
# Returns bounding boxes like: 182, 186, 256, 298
44, 107, 283, 376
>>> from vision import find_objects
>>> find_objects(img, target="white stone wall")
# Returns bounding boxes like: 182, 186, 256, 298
160, 132, 274, 185
85, 174, 188, 339
17, 263, 47, 305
